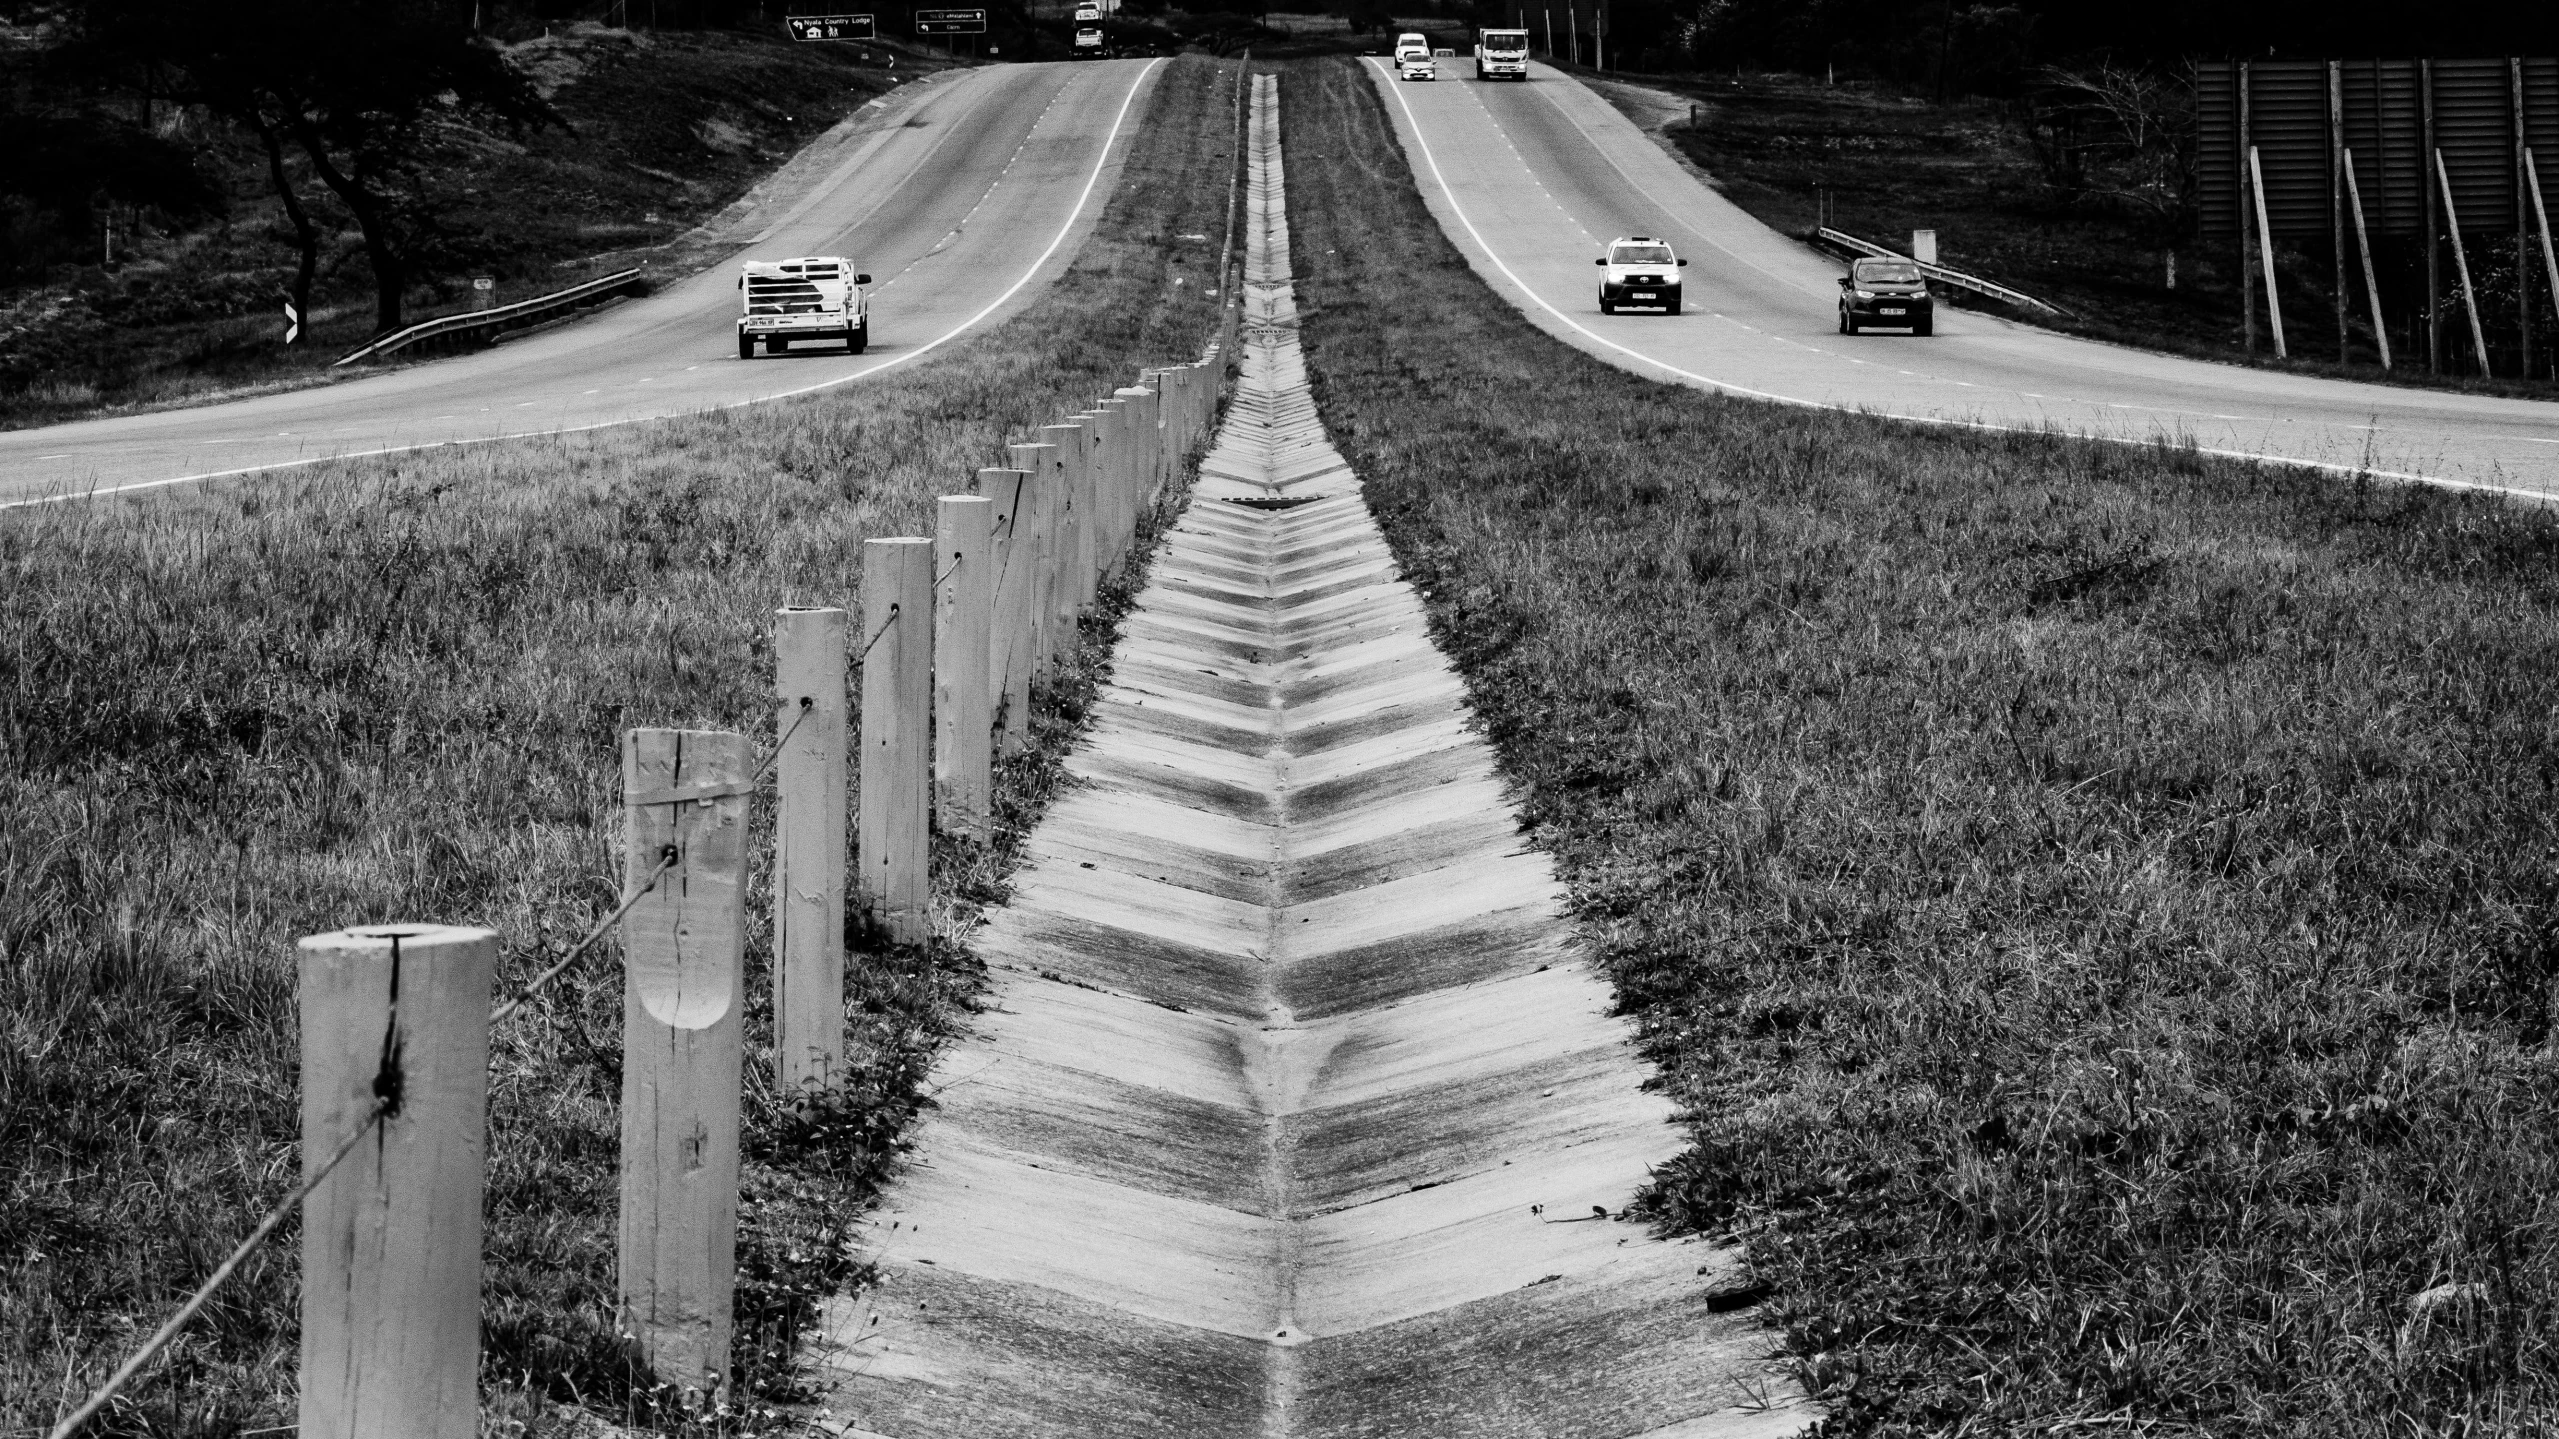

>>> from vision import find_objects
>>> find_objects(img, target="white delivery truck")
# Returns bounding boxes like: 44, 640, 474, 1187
736, 257, 869, 359
1475, 27, 1529, 79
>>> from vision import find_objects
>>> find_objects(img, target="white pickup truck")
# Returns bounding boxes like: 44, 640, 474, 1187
1475, 28, 1528, 79
737, 257, 869, 359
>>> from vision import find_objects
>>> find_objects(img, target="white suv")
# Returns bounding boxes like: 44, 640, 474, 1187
1595, 236, 1687, 315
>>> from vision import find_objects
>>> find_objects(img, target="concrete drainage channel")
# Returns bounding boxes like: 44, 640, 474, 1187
807, 75, 1813, 1439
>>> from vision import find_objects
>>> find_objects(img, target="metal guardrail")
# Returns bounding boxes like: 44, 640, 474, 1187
1812, 227, 2072, 318
333, 267, 650, 366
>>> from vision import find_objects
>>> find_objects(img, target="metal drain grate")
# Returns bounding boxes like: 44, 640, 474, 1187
1222, 494, 1327, 511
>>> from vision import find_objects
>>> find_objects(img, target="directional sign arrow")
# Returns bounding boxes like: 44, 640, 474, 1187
283, 299, 301, 345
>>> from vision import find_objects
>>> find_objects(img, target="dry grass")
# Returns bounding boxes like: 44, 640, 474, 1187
1275, 54, 2559, 1437
0, 53, 1241, 1439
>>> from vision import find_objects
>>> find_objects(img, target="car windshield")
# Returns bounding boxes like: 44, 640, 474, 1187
1855, 260, 1921, 283
1613, 246, 1674, 265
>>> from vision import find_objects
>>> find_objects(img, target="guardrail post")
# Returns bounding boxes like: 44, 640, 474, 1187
773, 608, 847, 1100
1011, 441, 1072, 668
860, 537, 934, 943
1092, 398, 1132, 578
1115, 384, 1159, 518
934, 496, 997, 840
619, 728, 748, 1397
1042, 423, 1095, 614
981, 467, 1036, 756
298, 923, 496, 1439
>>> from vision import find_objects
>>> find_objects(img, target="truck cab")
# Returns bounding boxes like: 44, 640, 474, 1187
1394, 33, 1435, 79
1475, 27, 1528, 80
737, 257, 869, 358
1073, 1, 1100, 18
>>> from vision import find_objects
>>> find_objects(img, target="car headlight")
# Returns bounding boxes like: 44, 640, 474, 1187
1854, 290, 1876, 300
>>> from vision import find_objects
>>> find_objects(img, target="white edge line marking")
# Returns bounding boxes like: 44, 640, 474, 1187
1368, 59, 2549, 507
8, 59, 1166, 513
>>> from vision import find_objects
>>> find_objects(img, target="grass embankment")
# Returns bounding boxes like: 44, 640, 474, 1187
1584, 70, 2559, 400
1278, 54, 2559, 1435
0, 52, 1238, 1439
0, 23, 957, 430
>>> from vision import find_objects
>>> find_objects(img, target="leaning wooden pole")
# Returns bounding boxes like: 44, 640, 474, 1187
299, 923, 496, 1439
2435, 147, 2493, 378
2249, 145, 2288, 359
2529, 149, 2559, 383
2343, 149, 2393, 372
619, 728, 749, 1398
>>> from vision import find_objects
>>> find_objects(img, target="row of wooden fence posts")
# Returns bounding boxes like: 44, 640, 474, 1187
289, 356, 1223, 1437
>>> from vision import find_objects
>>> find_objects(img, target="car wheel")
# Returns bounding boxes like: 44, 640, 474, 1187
1837, 308, 1848, 334
1843, 314, 1860, 335
848, 324, 868, 355
1914, 317, 1933, 337
766, 337, 787, 355
738, 334, 754, 360
1600, 297, 1615, 315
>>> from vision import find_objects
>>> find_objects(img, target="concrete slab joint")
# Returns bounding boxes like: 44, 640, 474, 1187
807, 75, 1815, 1439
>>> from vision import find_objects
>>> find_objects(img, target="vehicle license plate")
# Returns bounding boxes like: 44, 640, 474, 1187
1633, 292, 1656, 299
1880, 307, 1906, 315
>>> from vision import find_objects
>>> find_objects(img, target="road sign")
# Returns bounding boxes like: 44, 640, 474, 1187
786, 12, 875, 39
283, 299, 300, 345
913, 8, 985, 33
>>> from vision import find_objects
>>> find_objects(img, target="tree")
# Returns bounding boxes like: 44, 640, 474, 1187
64, 0, 550, 334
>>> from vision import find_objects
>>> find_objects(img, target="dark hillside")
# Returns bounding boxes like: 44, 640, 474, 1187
0, 21, 951, 426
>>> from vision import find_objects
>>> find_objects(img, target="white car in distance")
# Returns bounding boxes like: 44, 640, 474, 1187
738, 257, 870, 358
1394, 31, 1434, 79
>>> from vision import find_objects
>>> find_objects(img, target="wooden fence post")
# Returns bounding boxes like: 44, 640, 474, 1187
1092, 399, 1131, 578
1042, 423, 1095, 613
1012, 441, 1076, 668
981, 467, 1035, 757
298, 923, 495, 1439
618, 728, 749, 1397
773, 608, 847, 1101
1116, 384, 1159, 518
934, 496, 997, 840
859, 537, 934, 943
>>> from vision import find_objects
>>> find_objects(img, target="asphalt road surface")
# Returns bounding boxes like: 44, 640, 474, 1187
0, 58, 1163, 507
1368, 60, 2559, 500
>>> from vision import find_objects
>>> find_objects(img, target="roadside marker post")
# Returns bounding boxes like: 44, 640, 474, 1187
773, 609, 849, 1099
933, 496, 998, 839
859, 539, 935, 944
618, 729, 750, 1398
298, 923, 495, 1439
981, 468, 1036, 756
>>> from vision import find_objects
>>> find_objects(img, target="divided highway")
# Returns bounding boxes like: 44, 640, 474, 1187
1368, 60, 2559, 498
0, 59, 1162, 506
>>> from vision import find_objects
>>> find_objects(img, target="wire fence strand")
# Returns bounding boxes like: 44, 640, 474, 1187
50, 705, 816, 1437
46, 1100, 389, 1439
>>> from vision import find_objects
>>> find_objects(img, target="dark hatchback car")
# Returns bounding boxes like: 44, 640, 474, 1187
1837, 256, 1933, 335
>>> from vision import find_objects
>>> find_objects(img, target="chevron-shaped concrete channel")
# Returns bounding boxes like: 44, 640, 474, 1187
807, 76, 1812, 1439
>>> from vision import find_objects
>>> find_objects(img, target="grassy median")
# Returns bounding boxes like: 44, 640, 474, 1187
0, 54, 1240, 1439
1277, 54, 2559, 1436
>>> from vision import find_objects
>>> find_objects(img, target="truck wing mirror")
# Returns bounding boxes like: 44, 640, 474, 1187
1679, 258, 1689, 266
855, 273, 872, 285
1593, 257, 1606, 266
